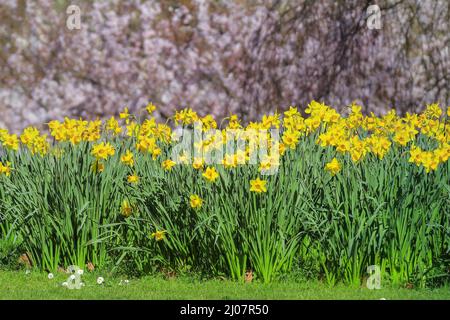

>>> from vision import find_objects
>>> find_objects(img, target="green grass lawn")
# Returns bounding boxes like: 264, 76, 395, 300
0, 271, 449, 300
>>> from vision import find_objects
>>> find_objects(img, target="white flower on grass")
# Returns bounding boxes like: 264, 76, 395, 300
48, 273, 54, 279
62, 282, 68, 287
97, 277, 104, 285
119, 279, 130, 285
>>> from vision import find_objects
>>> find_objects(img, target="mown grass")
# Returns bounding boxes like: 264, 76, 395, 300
0, 271, 449, 300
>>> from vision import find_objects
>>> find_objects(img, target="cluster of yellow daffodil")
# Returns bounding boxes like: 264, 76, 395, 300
315, 102, 450, 172
3, 101, 450, 285
2, 101, 450, 182
48, 118, 102, 144
19, 127, 50, 155
0, 129, 19, 152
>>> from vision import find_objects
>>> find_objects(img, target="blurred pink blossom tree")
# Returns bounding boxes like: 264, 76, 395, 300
0, 0, 449, 132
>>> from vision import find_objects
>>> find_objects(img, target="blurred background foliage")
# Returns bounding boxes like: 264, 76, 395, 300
0, 0, 449, 132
